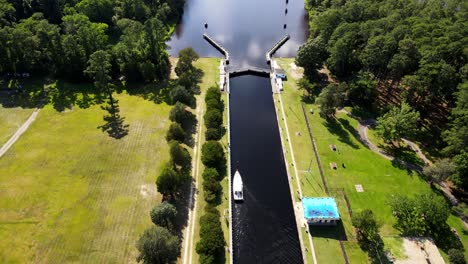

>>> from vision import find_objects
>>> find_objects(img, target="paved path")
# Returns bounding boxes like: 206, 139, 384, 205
0, 109, 40, 158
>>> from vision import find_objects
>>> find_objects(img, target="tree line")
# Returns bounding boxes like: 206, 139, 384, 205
296, 0, 468, 190
196, 86, 227, 264
137, 48, 200, 264
0, 0, 185, 82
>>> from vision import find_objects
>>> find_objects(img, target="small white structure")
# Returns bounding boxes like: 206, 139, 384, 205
276, 78, 283, 91
233, 170, 243, 201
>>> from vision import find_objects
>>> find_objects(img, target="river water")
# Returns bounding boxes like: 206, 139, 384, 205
168, 1, 308, 263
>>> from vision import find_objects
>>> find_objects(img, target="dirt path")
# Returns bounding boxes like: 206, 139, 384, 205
0, 109, 40, 158
181, 88, 205, 264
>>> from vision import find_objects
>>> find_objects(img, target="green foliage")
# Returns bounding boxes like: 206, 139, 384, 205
444, 83, 468, 155
166, 122, 186, 142
0, 0, 15, 26
170, 85, 194, 106
205, 128, 221, 141
84, 50, 112, 94
296, 36, 328, 78
114, 0, 149, 21
169, 102, 194, 125
296, 77, 317, 100
136, 225, 180, 264
452, 152, 468, 189
76, 0, 115, 24
150, 202, 177, 230
205, 86, 222, 104
388, 193, 450, 236
202, 167, 221, 182
175, 47, 199, 76
204, 108, 222, 129
201, 141, 225, 172
448, 248, 466, 264
196, 209, 225, 260
352, 209, 381, 243
156, 163, 182, 197
423, 158, 456, 183
301, 0, 467, 145
352, 209, 385, 262
348, 71, 377, 110
199, 254, 215, 264
169, 140, 191, 172
317, 83, 346, 118
375, 102, 420, 144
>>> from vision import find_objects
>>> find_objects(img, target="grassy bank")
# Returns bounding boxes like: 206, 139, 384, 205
274, 58, 467, 262
185, 58, 232, 264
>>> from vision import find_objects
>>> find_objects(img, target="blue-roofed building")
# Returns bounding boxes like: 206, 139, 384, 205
302, 197, 340, 225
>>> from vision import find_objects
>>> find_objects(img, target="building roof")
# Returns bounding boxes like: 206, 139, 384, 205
302, 197, 340, 220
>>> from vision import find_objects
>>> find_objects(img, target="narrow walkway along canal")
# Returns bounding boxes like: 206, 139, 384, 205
168, 0, 308, 263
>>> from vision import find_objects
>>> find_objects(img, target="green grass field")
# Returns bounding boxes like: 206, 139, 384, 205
0, 106, 35, 145
275, 58, 468, 263
0, 58, 220, 264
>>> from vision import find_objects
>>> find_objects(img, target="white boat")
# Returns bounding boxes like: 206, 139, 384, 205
233, 170, 243, 201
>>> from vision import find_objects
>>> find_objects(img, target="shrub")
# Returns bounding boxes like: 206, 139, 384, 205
206, 98, 223, 112
156, 164, 181, 197
150, 202, 177, 230
169, 102, 194, 125
203, 178, 222, 203
205, 86, 221, 103
136, 225, 180, 264
196, 211, 225, 257
449, 248, 466, 264
204, 108, 222, 129
199, 254, 215, 264
201, 141, 225, 171
202, 167, 220, 181
170, 85, 193, 106
169, 141, 192, 172
205, 128, 221, 141
166, 122, 186, 142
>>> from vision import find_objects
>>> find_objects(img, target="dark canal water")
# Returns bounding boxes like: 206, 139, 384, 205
168, 0, 308, 263
230, 76, 303, 263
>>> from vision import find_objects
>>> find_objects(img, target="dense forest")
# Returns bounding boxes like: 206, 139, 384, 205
297, 0, 468, 189
0, 0, 184, 82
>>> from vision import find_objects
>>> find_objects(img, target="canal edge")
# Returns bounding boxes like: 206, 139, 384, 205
226, 62, 234, 264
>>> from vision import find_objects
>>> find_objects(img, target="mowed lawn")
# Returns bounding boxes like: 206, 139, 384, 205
0, 106, 35, 145
0, 58, 219, 264
275, 58, 468, 262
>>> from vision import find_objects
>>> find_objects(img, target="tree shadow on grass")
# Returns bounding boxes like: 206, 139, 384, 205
381, 144, 424, 168
0, 79, 47, 109
123, 80, 172, 105
171, 180, 195, 238
324, 118, 360, 149
98, 100, 129, 139
308, 221, 348, 241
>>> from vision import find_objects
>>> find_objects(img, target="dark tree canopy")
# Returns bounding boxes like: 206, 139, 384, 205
150, 202, 177, 230
201, 141, 225, 172
136, 225, 180, 264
